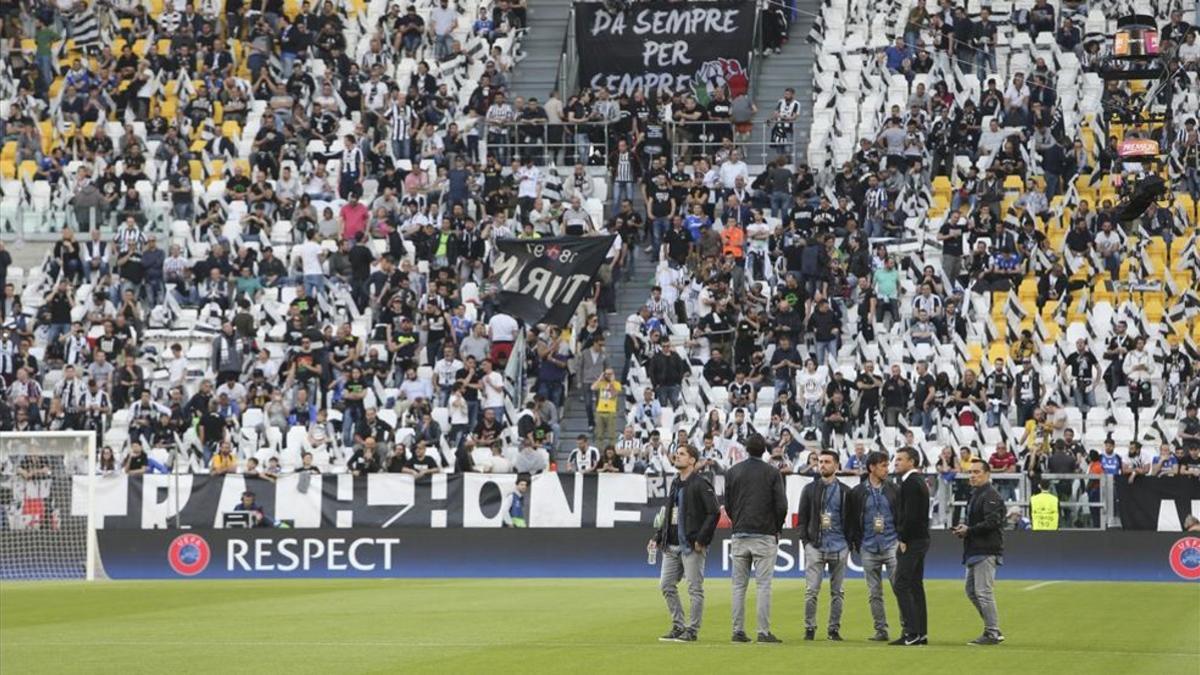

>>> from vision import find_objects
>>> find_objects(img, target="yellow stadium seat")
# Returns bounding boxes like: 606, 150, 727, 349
1145, 299, 1164, 322
190, 139, 208, 152
157, 39, 171, 55
149, 0, 164, 16
20, 39, 35, 53
209, 159, 226, 179
1003, 175, 1025, 191
987, 341, 1010, 363
221, 121, 240, 139
213, 101, 224, 124
0, 160, 14, 180
1018, 278, 1037, 300
189, 160, 203, 181
48, 77, 64, 99
159, 98, 178, 120
285, 0, 302, 19
967, 342, 983, 364
1, 142, 16, 162
132, 39, 148, 56
18, 160, 37, 180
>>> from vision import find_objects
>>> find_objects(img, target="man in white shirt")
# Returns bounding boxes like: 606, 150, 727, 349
718, 150, 750, 191
1003, 73, 1030, 125
292, 230, 327, 297
516, 160, 541, 221
481, 358, 507, 418
1093, 220, 1122, 279
434, 345, 464, 407
430, 0, 460, 61
487, 312, 519, 363
1123, 337, 1154, 410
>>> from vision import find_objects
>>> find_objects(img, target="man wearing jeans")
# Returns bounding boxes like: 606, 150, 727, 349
724, 434, 787, 643
954, 459, 1006, 645
797, 450, 850, 641
847, 451, 900, 641
651, 446, 719, 643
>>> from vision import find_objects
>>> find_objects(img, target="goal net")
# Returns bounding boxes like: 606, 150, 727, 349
0, 432, 98, 581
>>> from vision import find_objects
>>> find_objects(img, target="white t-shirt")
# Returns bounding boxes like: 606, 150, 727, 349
517, 166, 541, 198
294, 241, 324, 275
483, 371, 506, 407
798, 370, 826, 403
488, 313, 519, 342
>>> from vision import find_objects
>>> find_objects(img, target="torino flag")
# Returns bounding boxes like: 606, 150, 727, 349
491, 236, 615, 328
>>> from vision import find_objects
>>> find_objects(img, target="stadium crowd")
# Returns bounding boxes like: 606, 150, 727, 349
0, 0, 1197, 530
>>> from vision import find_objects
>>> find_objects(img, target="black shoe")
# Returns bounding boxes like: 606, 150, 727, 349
804, 629, 815, 641
889, 634, 913, 646
731, 632, 751, 643
869, 630, 889, 642
756, 632, 782, 644
659, 628, 686, 642
995, 632, 1005, 643
679, 631, 697, 642
968, 633, 1001, 646
827, 631, 844, 641
910, 635, 928, 646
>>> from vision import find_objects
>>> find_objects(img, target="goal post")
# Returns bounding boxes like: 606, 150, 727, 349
0, 431, 98, 581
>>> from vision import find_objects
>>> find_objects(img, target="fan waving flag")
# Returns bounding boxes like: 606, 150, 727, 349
68, 2, 103, 52
491, 236, 615, 328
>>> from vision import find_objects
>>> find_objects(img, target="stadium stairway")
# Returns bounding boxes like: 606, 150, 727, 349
509, 0, 573, 101
556, 260, 656, 463
750, 1, 819, 163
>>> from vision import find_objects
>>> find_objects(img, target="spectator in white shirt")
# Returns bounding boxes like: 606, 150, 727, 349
718, 149, 750, 190
430, 0, 460, 62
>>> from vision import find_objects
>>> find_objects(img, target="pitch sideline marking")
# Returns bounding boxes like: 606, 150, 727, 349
2, 640, 1197, 658
1022, 581, 1062, 591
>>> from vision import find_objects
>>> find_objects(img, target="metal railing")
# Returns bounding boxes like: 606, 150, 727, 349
556, 5, 579, 99
930, 472, 1117, 530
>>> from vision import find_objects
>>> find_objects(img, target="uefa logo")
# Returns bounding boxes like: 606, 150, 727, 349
168, 533, 212, 577
1168, 537, 1200, 581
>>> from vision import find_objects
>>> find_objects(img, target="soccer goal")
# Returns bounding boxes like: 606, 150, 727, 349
0, 431, 99, 581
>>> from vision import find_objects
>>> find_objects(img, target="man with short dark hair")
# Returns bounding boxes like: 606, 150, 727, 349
954, 459, 1006, 645
725, 434, 787, 643
847, 450, 900, 641
891, 446, 930, 646
797, 449, 850, 641
651, 445, 719, 642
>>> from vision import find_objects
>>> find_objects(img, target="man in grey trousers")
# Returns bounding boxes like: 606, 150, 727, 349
724, 434, 788, 643
954, 458, 1006, 645
796, 450, 851, 641
651, 445, 720, 642
846, 451, 900, 641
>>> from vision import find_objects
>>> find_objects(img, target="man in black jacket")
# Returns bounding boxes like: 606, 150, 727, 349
846, 451, 900, 642
651, 445, 720, 642
954, 459, 1006, 645
725, 434, 787, 644
891, 446, 930, 646
797, 450, 850, 641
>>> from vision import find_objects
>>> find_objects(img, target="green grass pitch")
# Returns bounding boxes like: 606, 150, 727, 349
2, 579, 1197, 673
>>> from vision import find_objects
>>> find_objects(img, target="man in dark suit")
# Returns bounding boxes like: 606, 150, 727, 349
891, 446, 931, 646
725, 434, 788, 644
953, 459, 1007, 645
651, 445, 720, 642
797, 450, 851, 641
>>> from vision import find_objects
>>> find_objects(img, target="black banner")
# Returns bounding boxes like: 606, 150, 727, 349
1116, 477, 1200, 530
574, 1, 755, 98
492, 236, 614, 327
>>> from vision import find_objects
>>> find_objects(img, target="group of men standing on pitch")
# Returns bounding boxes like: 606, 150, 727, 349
650, 435, 1007, 646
